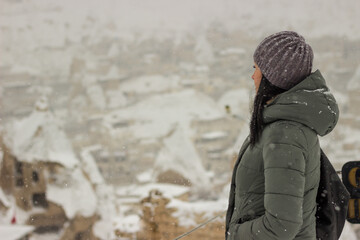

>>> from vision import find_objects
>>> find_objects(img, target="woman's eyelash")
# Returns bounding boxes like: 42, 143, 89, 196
253, 65, 256, 69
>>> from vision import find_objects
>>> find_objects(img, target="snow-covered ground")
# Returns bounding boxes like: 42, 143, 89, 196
0, 225, 35, 240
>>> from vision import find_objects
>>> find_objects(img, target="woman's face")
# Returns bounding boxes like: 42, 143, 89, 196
252, 63, 262, 93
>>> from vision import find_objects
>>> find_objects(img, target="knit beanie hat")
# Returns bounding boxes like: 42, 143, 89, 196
253, 31, 314, 90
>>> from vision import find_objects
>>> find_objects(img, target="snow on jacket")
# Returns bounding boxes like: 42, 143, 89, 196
225, 70, 339, 240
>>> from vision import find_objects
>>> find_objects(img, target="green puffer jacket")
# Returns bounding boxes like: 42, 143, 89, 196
225, 70, 339, 240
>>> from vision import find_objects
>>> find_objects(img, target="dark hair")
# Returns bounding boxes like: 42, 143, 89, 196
249, 76, 286, 147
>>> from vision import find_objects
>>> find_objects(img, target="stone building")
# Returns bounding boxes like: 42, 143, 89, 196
0, 98, 99, 240
0, 139, 99, 239
0, 142, 47, 211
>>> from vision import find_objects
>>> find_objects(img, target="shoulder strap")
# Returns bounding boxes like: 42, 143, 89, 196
316, 148, 350, 240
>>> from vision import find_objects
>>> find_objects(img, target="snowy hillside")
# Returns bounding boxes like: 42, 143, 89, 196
104, 89, 225, 139
1, 0, 360, 239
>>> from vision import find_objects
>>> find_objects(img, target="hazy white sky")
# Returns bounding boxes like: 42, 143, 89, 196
1, 0, 360, 40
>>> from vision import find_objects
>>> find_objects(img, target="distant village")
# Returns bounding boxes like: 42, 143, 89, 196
1, 10, 360, 240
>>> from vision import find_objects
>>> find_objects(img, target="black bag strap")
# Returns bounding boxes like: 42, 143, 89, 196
316, 149, 350, 240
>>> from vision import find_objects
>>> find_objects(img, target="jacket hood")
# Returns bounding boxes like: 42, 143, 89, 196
263, 70, 339, 136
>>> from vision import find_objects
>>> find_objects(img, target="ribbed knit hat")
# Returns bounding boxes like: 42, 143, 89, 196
253, 31, 314, 90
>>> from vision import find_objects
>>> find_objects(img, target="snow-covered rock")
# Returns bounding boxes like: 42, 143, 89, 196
120, 75, 180, 94
136, 170, 153, 183
201, 131, 228, 140
46, 168, 97, 219
4, 97, 79, 168
218, 88, 251, 120
10, 65, 40, 76
104, 89, 225, 139
347, 66, 360, 91
107, 43, 120, 58
195, 35, 214, 65
103, 65, 124, 80
104, 89, 226, 188
80, 145, 117, 239
86, 84, 106, 110
80, 145, 105, 185
154, 126, 210, 188
106, 89, 128, 109
113, 215, 141, 234
0, 188, 10, 209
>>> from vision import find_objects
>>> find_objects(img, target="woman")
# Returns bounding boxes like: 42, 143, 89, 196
225, 31, 339, 239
